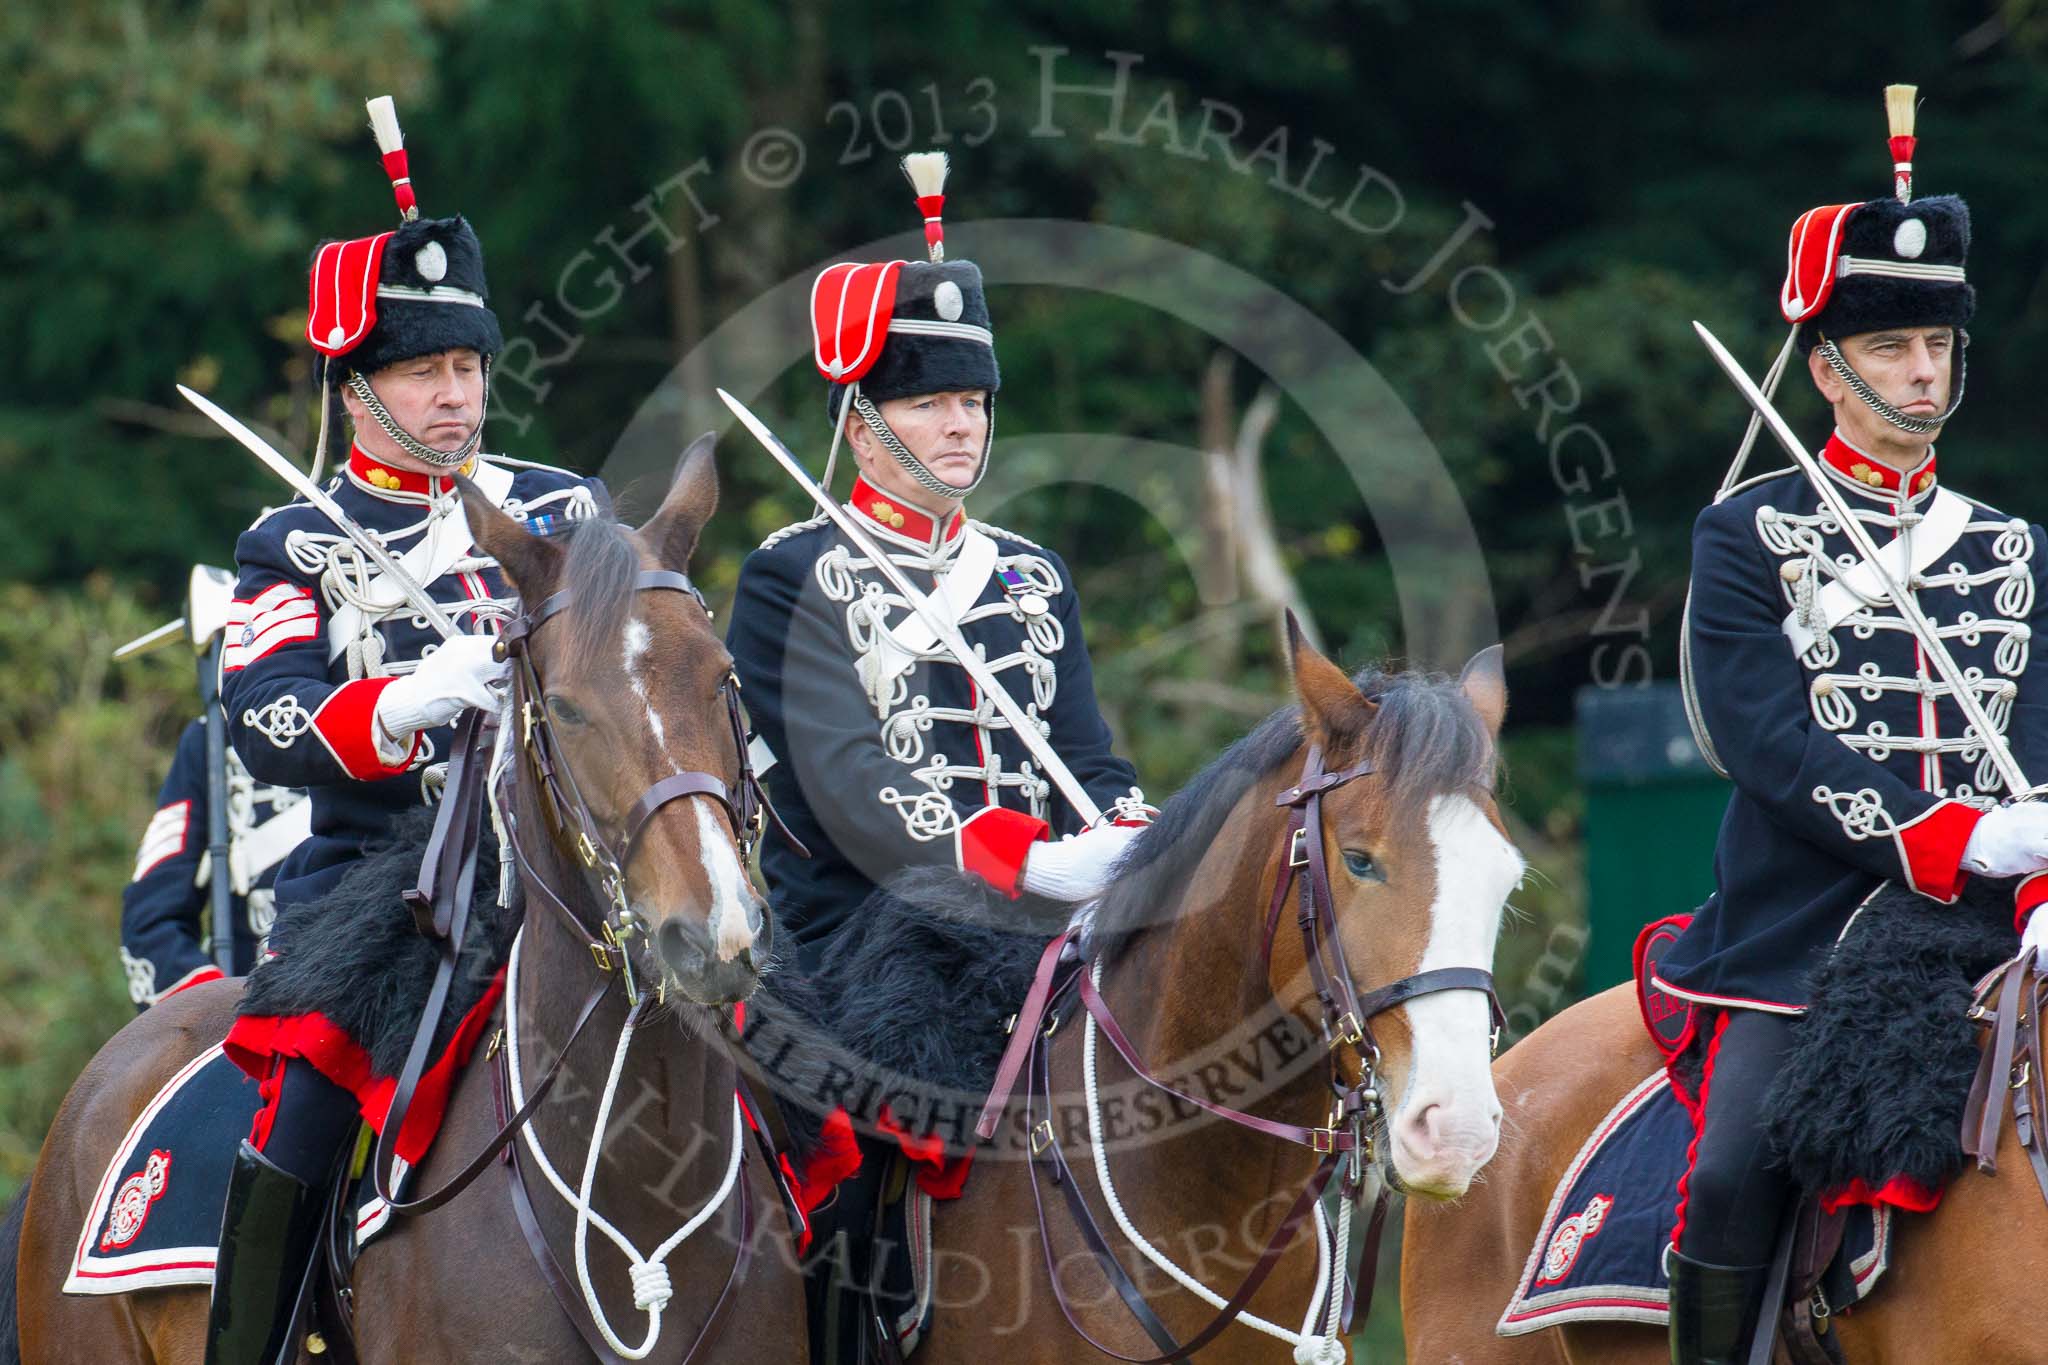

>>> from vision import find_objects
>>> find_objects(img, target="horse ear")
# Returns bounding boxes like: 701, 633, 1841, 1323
640, 432, 719, 569
457, 474, 560, 601
1284, 609, 1374, 750
1459, 643, 1508, 739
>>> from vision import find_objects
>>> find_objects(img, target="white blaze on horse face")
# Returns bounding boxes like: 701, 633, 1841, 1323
621, 617, 676, 769
695, 800, 756, 962
1390, 791, 1520, 1195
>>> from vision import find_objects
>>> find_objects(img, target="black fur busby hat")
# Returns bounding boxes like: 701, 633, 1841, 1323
1791, 195, 1973, 354
306, 99, 503, 375
814, 152, 1001, 423
346, 215, 503, 373
827, 259, 999, 418
1781, 85, 1974, 353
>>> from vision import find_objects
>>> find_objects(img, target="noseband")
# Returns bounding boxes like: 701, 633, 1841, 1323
496, 566, 798, 1004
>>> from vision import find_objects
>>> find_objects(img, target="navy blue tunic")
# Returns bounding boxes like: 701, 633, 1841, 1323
726, 478, 1150, 965
221, 445, 600, 912
1660, 433, 2048, 1012
119, 717, 307, 1005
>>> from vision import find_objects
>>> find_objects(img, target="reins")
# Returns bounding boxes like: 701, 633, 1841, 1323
358, 563, 798, 1361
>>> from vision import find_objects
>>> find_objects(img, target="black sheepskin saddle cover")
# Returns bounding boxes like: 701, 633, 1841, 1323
237, 804, 522, 1079
1763, 877, 2018, 1201
750, 867, 1060, 1163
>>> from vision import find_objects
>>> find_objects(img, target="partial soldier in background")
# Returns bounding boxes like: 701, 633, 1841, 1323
1663, 88, 2048, 1364
204, 98, 602, 1365
118, 715, 307, 1005
728, 152, 1154, 1363
113, 564, 311, 1007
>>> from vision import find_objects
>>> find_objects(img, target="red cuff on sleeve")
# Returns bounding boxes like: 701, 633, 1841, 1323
958, 806, 1051, 899
2016, 872, 2048, 935
309, 677, 421, 781
1897, 799, 1983, 904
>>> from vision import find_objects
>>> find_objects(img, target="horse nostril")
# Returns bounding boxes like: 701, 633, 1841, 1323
656, 918, 703, 975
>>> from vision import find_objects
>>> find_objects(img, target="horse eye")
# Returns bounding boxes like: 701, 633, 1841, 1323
1342, 849, 1383, 882
546, 694, 587, 726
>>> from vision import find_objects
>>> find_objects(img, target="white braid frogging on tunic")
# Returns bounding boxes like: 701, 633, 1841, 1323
502, 931, 745, 1360
1080, 960, 1352, 1364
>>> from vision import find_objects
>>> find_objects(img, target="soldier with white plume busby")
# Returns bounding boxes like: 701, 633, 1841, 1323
1658, 87, 2048, 1364
202, 98, 604, 1365
726, 151, 1156, 1359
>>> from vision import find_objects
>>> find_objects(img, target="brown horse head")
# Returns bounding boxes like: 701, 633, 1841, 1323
459, 435, 770, 1006
1281, 614, 1520, 1198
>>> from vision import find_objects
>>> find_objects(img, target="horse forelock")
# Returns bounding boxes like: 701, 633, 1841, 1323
1086, 663, 1501, 962
550, 512, 646, 668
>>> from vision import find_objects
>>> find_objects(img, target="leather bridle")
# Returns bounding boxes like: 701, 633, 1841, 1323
971, 741, 1506, 1361
495, 566, 796, 1007
354, 566, 802, 1365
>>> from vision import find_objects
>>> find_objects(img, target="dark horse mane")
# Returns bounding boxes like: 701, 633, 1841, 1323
1084, 662, 1498, 961
756, 662, 1498, 1137
237, 502, 664, 1078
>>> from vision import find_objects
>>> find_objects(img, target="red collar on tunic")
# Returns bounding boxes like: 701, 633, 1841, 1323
848, 475, 965, 549
346, 444, 474, 498
1819, 431, 1937, 500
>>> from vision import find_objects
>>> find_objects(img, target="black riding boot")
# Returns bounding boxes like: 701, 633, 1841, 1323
205, 1141, 324, 1365
1668, 1247, 1772, 1365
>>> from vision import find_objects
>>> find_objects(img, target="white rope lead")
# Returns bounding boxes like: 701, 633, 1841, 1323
503, 931, 745, 1360
1079, 960, 1348, 1363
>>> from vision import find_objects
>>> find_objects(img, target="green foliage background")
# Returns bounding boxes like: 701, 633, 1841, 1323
8, 1, 2048, 1352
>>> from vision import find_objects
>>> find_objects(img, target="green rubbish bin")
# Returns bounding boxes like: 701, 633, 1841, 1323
1576, 681, 1730, 993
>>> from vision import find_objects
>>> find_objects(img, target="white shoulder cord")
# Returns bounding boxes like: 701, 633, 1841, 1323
502, 931, 745, 1360
1080, 960, 1350, 1365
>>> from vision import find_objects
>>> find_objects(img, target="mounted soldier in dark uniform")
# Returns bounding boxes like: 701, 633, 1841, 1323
725, 152, 1155, 1361
115, 566, 311, 1006
120, 713, 307, 1004
204, 98, 603, 1365
1659, 88, 2048, 1364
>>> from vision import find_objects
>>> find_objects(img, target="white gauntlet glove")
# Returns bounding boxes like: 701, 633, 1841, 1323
1019, 822, 1143, 903
2024, 908, 2048, 959
372, 634, 508, 764
1960, 801, 2048, 879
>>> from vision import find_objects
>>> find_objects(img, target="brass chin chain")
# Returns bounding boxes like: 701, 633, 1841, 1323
1818, 334, 1967, 436
347, 354, 493, 468
852, 390, 995, 499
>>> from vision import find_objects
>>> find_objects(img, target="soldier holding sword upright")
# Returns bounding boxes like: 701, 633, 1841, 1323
1658, 87, 2048, 1364
196, 98, 604, 1364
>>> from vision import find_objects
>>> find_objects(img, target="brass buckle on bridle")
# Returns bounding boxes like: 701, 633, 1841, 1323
1031, 1120, 1056, 1156
1310, 1125, 1339, 1155
1331, 1010, 1365, 1051
1289, 827, 1311, 868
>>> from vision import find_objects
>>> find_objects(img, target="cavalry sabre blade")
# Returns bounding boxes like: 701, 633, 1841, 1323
177, 384, 461, 642
716, 387, 1106, 827
1692, 321, 2035, 798
112, 617, 187, 660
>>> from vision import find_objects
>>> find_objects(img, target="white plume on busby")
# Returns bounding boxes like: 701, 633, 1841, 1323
808, 151, 1001, 496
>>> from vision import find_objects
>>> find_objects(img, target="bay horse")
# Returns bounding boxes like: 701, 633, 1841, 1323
1400, 981, 2048, 1362
9, 441, 808, 1363
808, 624, 1525, 1363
